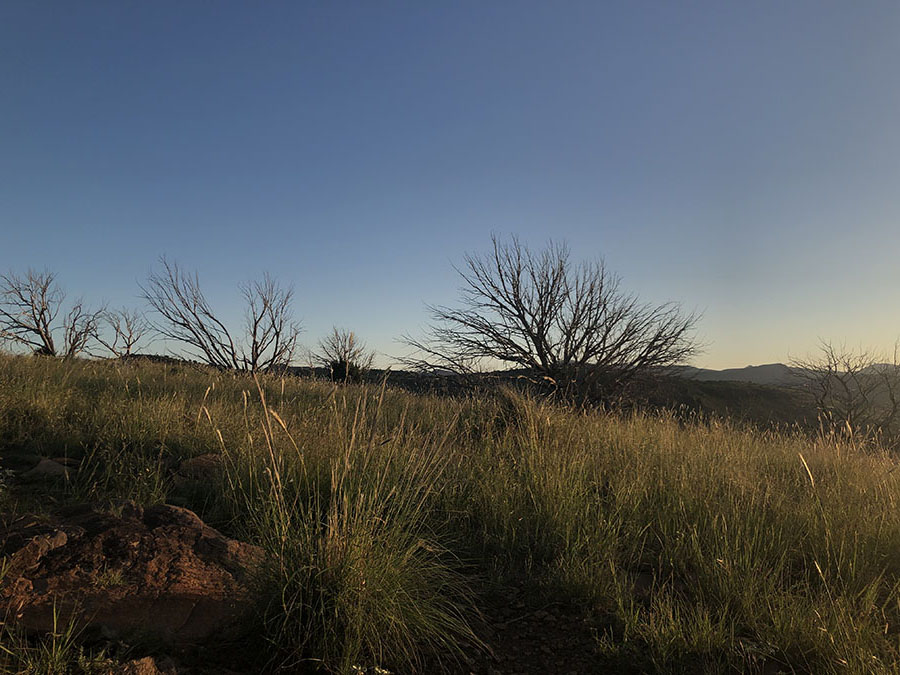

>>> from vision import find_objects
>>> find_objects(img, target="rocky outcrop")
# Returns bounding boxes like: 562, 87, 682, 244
0, 502, 263, 648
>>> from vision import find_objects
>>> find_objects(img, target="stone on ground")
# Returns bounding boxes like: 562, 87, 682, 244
0, 502, 263, 648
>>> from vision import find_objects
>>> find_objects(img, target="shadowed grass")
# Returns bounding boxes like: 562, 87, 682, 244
0, 601, 111, 674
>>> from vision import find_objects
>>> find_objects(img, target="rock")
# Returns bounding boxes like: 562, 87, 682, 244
2, 453, 42, 470
50, 456, 80, 467
108, 656, 179, 674
175, 454, 223, 481
21, 458, 69, 480
0, 502, 263, 648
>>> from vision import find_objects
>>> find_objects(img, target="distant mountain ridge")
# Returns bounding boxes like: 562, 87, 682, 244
673, 363, 803, 386
676, 362, 900, 386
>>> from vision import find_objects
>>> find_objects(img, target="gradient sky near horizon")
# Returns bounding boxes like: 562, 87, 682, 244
3, 1, 900, 369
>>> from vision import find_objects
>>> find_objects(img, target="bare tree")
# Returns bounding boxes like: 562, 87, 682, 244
403, 236, 699, 401
0, 270, 61, 354
0, 270, 101, 358
315, 327, 375, 382
142, 258, 300, 372
791, 341, 900, 445
62, 300, 103, 358
240, 274, 301, 373
94, 308, 152, 357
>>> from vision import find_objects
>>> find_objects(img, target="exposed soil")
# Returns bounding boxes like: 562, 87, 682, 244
464, 584, 607, 675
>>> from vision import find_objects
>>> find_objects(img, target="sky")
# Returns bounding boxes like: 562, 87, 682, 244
2, 1, 900, 369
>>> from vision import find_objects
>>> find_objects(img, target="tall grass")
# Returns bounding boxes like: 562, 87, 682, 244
222, 380, 479, 671
3, 353, 900, 672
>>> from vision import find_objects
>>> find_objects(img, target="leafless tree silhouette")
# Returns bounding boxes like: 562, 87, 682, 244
315, 327, 375, 382
94, 308, 153, 357
791, 341, 900, 445
240, 274, 301, 373
142, 258, 300, 372
62, 300, 103, 358
403, 236, 699, 401
0, 270, 101, 358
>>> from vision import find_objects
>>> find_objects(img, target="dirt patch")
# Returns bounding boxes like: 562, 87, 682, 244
451, 583, 605, 674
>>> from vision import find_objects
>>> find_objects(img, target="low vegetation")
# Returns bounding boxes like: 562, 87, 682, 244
3, 353, 900, 673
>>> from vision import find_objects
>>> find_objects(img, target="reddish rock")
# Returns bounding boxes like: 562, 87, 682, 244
0, 503, 263, 648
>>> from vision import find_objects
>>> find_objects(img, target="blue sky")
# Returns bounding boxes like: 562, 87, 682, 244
2, 1, 900, 368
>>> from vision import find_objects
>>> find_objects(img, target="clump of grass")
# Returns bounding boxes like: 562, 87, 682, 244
93, 565, 126, 589
218, 381, 480, 672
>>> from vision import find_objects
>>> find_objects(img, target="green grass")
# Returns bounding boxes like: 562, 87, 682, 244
1, 601, 111, 674
2, 353, 900, 672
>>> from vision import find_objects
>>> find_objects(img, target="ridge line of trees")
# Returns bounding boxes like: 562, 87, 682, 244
4, 238, 900, 443
0, 236, 706, 403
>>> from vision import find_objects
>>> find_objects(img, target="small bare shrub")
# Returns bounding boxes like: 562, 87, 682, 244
315, 327, 375, 383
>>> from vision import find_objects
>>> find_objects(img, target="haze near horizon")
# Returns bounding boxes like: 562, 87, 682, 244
2, 1, 899, 370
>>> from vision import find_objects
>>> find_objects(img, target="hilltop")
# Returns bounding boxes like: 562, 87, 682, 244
2, 353, 899, 673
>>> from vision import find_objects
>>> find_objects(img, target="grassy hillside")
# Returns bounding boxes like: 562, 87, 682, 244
2, 354, 900, 673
